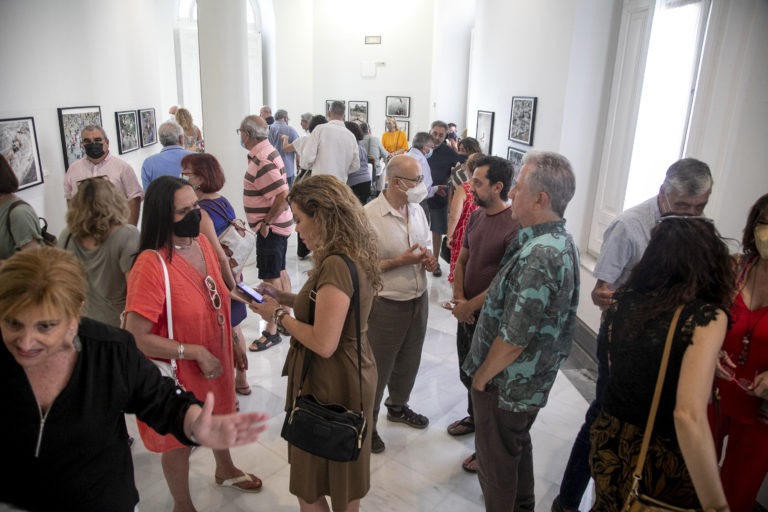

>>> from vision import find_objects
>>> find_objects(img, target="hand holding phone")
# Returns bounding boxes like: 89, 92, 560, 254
236, 283, 265, 303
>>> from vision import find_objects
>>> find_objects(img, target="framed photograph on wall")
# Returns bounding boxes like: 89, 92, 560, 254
507, 147, 526, 177
476, 110, 495, 155
396, 120, 409, 141
326, 100, 345, 118
57, 105, 102, 170
115, 110, 139, 154
0, 117, 44, 190
386, 96, 410, 118
508, 96, 537, 146
348, 101, 368, 123
139, 108, 157, 147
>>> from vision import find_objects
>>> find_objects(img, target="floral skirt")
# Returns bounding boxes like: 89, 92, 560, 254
589, 411, 700, 511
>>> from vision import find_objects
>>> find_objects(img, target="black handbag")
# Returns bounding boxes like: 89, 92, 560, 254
280, 254, 368, 462
440, 236, 451, 263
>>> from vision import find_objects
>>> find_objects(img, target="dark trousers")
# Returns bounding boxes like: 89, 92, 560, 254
367, 293, 429, 424
472, 386, 539, 512
557, 320, 610, 509
350, 181, 371, 205
457, 321, 476, 418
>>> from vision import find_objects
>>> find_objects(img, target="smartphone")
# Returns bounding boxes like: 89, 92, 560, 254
236, 283, 264, 303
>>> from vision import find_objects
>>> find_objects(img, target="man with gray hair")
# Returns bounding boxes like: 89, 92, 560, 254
406, 132, 445, 203
140, 121, 194, 190
299, 112, 312, 134
551, 156, 713, 512
463, 151, 579, 512
63, 124, 143, 225
239, 115, 293, 352
268, 109, 300, 187
297, 100, 360, 183
259, 105, 274, 125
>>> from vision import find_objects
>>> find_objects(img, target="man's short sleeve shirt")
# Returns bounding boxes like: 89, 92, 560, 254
64, 154, 143, 200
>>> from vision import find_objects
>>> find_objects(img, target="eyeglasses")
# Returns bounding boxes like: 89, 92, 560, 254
204, 275, 222, 310
396, 175, 424, 184
658, 214, 714, 223
236, 128, 246, 135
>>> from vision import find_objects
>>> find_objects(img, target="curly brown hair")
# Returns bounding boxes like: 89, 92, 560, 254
66, 177, 129, 244
288, 175, 381, 291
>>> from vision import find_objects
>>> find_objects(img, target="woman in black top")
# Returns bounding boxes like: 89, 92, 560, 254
589, 216, 732, 512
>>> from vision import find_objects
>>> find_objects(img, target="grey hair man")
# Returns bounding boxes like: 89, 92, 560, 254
299, 112, 313, 133
364, 154, 439, 454
551, 156, 713, 512
63, 124, 143, 225
239, 115, 293, 352
464, 150, 579, 512
140, 121, 194, 190
259, 105, 274, 125
268, 109, 300, 187
405, 132, 444, 204
296, 100, 360, 183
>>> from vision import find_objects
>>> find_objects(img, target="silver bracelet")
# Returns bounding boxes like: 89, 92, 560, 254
177, 343, 185, 360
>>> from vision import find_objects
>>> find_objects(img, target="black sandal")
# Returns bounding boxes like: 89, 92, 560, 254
386, 404, 429, 429
248, 331, 282, 352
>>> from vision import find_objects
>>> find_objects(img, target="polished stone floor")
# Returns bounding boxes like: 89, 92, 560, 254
129, 238, 596, 511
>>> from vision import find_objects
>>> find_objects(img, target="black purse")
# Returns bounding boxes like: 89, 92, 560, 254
280, 254, 368, 462
440, 236, 451, 263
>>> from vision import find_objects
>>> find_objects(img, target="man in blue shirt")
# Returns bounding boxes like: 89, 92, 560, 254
140, 121, 193, 190
268, 109, 300, 187
463, 151, 579, 512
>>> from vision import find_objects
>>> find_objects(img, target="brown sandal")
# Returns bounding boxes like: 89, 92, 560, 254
462, 452, 478, 473
447, 416, 475, 436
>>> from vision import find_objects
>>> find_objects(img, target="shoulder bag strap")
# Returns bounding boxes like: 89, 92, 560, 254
297, 255, 363, 411
630, 304, 684, 494
4, 200, 27, 246
198, 198, 231, 225
152, 250, 177, 376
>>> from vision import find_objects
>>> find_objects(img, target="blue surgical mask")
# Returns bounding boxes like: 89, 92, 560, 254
425, 149, 433, 159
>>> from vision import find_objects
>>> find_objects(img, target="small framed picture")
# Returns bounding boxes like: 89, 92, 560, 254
508, 96, 537, 146
476, 110, 495, 155
138, 108, 157, 147
396, 120, 409, 141
507, 147, 526, 178
57, 105, 102, 170
0, 117, 44, 190
326, 100, 345, 118
386, 96, 410, 118
115, 110, 140, 154
348, 101, 368, 123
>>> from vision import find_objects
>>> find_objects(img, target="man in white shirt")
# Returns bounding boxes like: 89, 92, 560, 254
364, 155, 438, 454
297, 101, 360, 183
63, 124, 143, 225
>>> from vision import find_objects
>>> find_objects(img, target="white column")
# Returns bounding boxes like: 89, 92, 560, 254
197, 0, 253, 217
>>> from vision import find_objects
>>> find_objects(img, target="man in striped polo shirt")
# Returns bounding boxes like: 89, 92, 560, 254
239, 115, 294, 352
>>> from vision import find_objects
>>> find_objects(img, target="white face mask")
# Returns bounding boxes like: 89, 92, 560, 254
404, 181, 428, 204
755, 225, 768, 259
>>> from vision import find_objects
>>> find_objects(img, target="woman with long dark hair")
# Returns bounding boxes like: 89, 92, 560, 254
590, 216, 732, 511
124, 176, 263, 511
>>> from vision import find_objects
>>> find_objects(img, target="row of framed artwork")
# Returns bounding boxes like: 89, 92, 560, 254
475, 96, 538, 155
324, 96, 411, 125
0, 106, 159, 191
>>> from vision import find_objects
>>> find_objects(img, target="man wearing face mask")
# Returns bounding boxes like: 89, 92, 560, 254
406, 132, 446, 211
551, 157, 713, 512
239, 115, 293, 352
363, 155, 439, 454
64, 124, 143, 225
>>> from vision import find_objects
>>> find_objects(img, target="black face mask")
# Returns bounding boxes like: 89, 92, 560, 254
83, 143, 105, 159
173, 209, 201, 238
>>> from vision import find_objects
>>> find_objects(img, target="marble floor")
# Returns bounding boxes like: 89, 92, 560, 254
129, 237, 596, 511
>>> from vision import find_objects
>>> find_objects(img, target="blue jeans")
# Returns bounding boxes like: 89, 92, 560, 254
557, 321, 610, 510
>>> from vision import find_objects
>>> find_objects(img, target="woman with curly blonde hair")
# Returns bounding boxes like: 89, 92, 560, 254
249, 175, 380, 512
175, 107, 204, 152
58, 177, 139, 326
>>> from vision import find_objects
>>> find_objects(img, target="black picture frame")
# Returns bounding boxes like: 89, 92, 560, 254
115, 110, 140, 154
0, 117, 44, 190
139, 108, 157, 147
57, 105, 102, 170
508, 96, 537, 146
396, 120, 409, 141
348, 101, 368, 123
507, 146, 526, 177
326, 100, 345, 118
386, 96, 410, 118
476, 110, 495, 155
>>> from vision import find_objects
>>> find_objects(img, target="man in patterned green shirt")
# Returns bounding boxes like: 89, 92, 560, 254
462, 151, 580, 512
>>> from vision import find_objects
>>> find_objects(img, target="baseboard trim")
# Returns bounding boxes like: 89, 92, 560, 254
574, 318, 597, 363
